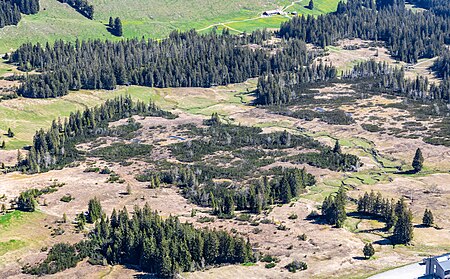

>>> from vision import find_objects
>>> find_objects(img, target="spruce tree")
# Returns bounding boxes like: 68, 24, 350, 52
333, 140, 342, 154
308, 0, 314, 9
393, 204, 414, 244
363, 243, 375, 259
412, 148, 424, 173
422, 209, 434, 227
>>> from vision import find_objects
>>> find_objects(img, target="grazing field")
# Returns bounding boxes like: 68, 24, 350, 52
0, 0, 341, 53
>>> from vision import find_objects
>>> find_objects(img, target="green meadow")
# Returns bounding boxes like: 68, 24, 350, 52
0, 0, 340, 53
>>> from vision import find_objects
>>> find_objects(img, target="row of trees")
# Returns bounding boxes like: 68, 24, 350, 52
10, 30, 319, 98
25, 202, 254, 277
58, 0, 94, 19
0, 0, 39, 28
20, 96, 175, 173
279, 0, 450, 63
357, 191, 414, 244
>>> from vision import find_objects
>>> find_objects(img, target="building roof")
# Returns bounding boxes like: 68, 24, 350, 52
435, 254, 450, 271
439, 260, 450, 271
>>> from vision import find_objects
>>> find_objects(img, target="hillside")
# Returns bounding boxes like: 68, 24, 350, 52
0, 0, 340, 53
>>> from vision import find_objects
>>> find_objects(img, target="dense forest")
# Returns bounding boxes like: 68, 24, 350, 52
0, 0, 39, 28
279, 0, 450, 63
9, 29, 298, 98
24, 202, 253, 277
58, 0, 94, 19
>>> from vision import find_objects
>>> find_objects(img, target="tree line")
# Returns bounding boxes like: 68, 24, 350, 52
24, 202, 254, 278
58, 0, 94, 19
9, 29, 301, 98
0, 0, 39, 28
19, 96, 175, 173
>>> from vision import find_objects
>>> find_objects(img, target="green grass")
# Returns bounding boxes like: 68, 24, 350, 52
0, 0, 340, 53
0, 239, 26, 256
0, 86, 153, 150
0, 210, 47, 258
0, 210, 26, 228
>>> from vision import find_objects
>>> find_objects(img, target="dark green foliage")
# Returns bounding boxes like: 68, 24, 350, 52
7, 128, 14, 138
363, 243, 375, 259
274, 109, 354, 125
10, 29, 274, 98
321, 185, 347, 227
279, 0, 450, 63
412, 148, 424, 172
393, 199, 414, 244
307, 0, 314, 9
292, 149, 360, 172
285, 260, 308, 272
255, 63, 337, 105
359, 192, 414, 243
90, 143, 152, 162
109, 17, 122, 36
58, 0, 93, 19
333, 140, 341, 154
21, 96, 174, 173
26, 204, 254, 277
422, 208, 434, 227
60, 194, 73, 203
23, 243, 80, 275
357, 191, 398, 230
87, 197, 102, 223
17, 191, 37, 212
0, 0, 39, 29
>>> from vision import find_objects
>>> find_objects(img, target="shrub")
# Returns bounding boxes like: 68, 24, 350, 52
288, 213, 298, 220
285, 260, 308, 273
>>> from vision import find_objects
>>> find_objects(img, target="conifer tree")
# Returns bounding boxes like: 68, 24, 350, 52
422, 209, 434, 227
412, 148, 424, 173
363, 243, 375, 259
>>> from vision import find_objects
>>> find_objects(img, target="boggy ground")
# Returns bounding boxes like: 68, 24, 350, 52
0, 75, 449, 278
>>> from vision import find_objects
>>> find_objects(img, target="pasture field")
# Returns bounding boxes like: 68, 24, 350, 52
0, 0, 341, 53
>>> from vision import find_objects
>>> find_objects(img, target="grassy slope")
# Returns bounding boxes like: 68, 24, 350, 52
0, 0, 340, 53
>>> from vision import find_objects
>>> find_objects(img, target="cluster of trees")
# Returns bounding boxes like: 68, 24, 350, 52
16, 190, 37, 212
432, 50, 450, 79
58, 0, 94, 19
255, 62, 337, 105
0, 0, 39, 28
344, 60, 449, 104
274, 109, 354, 125
293, 140, 360, 172
25, 203, 254, 277
108, 17, 122, 36
408, 0, 450, 17
9, 30, 269, 98
141, 164, 315, 217
207, 168, 316, 217
321, 185, 347, 228
357, 191, 414, 244
20, 96, 175, 173
279, 0, 450, 63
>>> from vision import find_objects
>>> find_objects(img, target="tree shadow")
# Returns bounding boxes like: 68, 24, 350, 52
373, 238, 394, 246
352, 256, 368, 261
133, 274, 158, 279
395, 169, 418, 175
